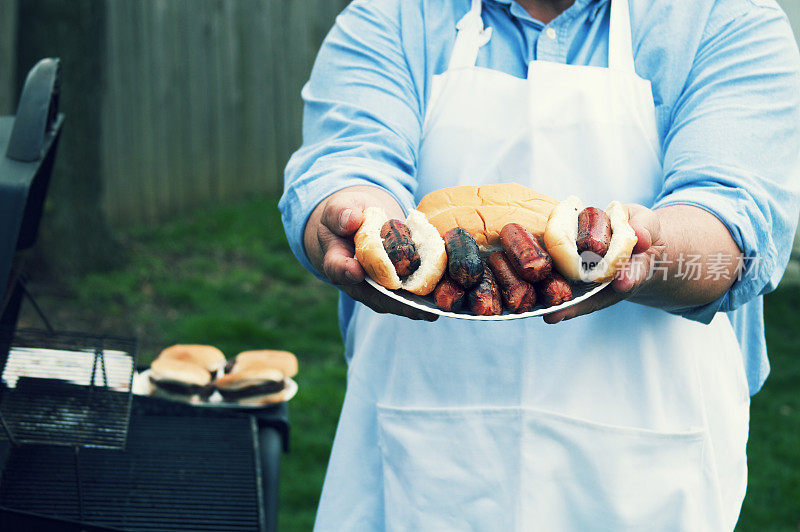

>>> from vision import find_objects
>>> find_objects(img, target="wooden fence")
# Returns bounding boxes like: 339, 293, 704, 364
101, 0, 348, 225
4, 0, 800, 230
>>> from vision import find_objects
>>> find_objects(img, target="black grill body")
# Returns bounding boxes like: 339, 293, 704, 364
0, 395, 287, 531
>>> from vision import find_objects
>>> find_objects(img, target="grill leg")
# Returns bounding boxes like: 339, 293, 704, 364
258, 427, 282, 532
18, 274, 54, 333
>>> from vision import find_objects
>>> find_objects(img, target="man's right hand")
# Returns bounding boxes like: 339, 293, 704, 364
303, 186, 438, 321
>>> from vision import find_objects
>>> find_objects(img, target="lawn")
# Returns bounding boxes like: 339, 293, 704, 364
17, 195, 799, 531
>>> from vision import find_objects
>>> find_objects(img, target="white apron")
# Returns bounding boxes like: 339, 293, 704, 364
315, 1, 750, 530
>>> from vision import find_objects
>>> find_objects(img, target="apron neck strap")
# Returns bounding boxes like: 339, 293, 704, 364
608, 0, 635, 73
448, 0, 492, 70
448, 0, 635, 74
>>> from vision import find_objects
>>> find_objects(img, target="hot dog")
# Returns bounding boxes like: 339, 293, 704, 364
536, 272, 574, 308
432, 275, 467, 312
499, 223, 553, 283
444, 227, 484, 289
576, 207, 612, 258
544, 197, 637, 283
487, 251, 536, 313
467, 264, 503, 316
381, 219, 421, 277
355, 208, 447, 295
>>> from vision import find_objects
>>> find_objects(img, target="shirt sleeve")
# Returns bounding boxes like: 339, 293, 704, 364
652, 2, 800, 323
278, 0, 421, 279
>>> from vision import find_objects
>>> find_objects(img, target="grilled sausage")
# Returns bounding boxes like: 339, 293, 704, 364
499, 223, 552, 283
432, 275, 466, 312
536, 272, 574, 308
444, 227, 483, 289
467, 264, 503, 316
487, 251, 536, 313
576, 207, 612, 258
381, 219, 421, 277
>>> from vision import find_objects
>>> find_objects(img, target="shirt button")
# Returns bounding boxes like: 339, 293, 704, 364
545, 27, 557, 40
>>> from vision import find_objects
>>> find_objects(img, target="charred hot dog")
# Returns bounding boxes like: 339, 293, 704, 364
444, 227, 483, 289
487, 251, 536, 313
381, 219, 421, 277
467, 264, 503, 316
499, 223, 552, 283
536, 272, 574, 308
432, 275, 467, 312
576, 207, 612, 258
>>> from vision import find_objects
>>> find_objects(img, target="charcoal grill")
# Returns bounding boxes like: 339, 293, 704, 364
0, 60, 290, 532
0, 329, 137, 449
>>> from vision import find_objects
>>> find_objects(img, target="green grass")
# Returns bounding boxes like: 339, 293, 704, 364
738, 287, 800, 531
18, 195, 799, 531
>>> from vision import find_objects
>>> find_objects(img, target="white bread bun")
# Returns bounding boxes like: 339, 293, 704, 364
149, 357, 212, 404
354, 207, 447, 296
543, 196, 637, 282
157, 344, 226, 374
416, 183, 557, 249
150, 357, 211, 386
234, 350, 298, 378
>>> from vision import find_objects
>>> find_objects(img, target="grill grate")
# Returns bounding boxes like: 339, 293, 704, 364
0, 410, 265, 531
0, 329, 136, 449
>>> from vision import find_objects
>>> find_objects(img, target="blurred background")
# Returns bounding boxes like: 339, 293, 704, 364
0, 1, 798, 530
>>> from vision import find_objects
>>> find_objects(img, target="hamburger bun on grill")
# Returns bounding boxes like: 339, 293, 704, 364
149, 357, 214, 403
416, 183, 557, 250
354, 208, 446, 295
215, 362, 289, 406
228, 350, 298, 378
157, 344, 226, 377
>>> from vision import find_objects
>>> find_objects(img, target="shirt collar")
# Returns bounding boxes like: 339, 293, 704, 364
485, 0, 610, 25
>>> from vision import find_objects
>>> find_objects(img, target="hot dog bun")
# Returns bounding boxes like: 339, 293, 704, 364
416, 183, 557, 249
544, 196, 637, 282
355, 208, 447, 295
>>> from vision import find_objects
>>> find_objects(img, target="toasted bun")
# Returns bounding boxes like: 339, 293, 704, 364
416, 184, 557, 249
543, 196, 637, 282
150, 358, 211, 387
354, 208, 447, 296
157, 344, 226, 373
234, 350, 298, 378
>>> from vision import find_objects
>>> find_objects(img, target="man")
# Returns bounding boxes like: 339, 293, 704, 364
280, 0, 800, 529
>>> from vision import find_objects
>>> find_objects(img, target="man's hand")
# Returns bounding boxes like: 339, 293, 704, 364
304, 186, 438, 321
544, 204, 742, 324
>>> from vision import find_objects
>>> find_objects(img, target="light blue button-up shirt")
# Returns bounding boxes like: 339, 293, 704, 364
280, 0, 800, 395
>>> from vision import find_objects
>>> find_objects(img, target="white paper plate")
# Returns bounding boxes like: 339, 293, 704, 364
133, 369, 298, 407
366, 277, 610, 321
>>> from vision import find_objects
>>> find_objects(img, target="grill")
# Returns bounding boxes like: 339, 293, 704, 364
0, 397, 270, 531
0, 59, 290, 532
0, 329, 136, 448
